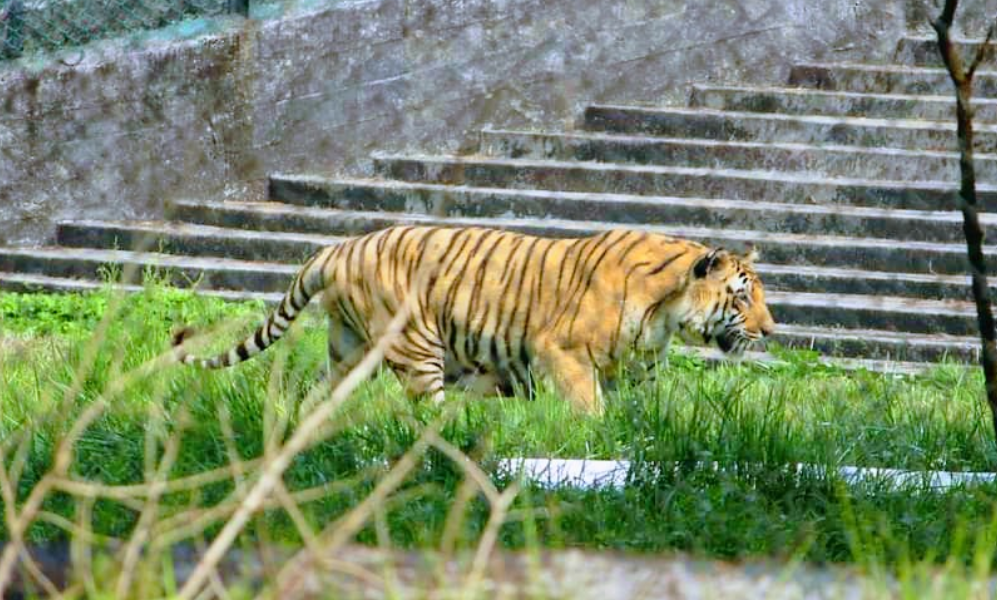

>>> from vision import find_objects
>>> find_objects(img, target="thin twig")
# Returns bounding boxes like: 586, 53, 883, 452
967, 20, 996, 80
439, 477, 482, 556
427, 432, 500, 505
462, 483, 521, 596
150, 473, 375, 549
115, 409, 189, 598
71, 496, 99, 599
51, 457, 265, 500
270, 422, 449, 600
0, 398, 108, 594
176, 299, 414, 600
0, 341, 180, 596
34, 510, 113, 546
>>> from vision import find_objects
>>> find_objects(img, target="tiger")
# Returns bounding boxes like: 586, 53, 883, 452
172, 225, 775, 413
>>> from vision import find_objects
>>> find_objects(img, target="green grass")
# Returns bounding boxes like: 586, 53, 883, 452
3, 284, 997, 581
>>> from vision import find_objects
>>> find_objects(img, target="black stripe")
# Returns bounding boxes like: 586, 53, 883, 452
567, 232, 621, 338
647, 249, 688, 276
443, 230, 496, 321
315, 245, 339, 293
636, 301, 664, 349
236, 344, 251, 361
553, 238, 583, 300
610, 260, 651, 357
431, 229, 475, 304
468, 300, 490, 362
534, 238, 557, 308
390, 226, 418, 293
553, 234, 605, 330
490, 337, 503, 369
341, 240, 358, 304
464, 234, 507, 360
616, 231, 647, 263
493, 237, 527, 346
499, 236, 525, 283
278, 302, 293, 323
500, 236, 539, 367
355, 235, 375, 308
447, 317, 460, 356
406, 227, 445, 285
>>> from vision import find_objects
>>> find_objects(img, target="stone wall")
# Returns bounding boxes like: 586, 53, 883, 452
0, 0, 922, 245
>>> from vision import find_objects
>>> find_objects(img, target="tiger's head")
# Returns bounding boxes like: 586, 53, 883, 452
681, 246, 775, 355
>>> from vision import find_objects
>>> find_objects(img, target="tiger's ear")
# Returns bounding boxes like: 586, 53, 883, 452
693, 248, 725, 279
741, 243, 759, 263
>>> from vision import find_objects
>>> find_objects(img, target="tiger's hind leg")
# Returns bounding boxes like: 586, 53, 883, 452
451, 369, 520, 397
326, 314, 369, 386
385, 326, 448, 405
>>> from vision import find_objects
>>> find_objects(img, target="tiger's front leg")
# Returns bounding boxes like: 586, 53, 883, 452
534, 340, 604, 414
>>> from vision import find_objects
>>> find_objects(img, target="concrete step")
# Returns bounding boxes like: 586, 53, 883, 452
0, 269, 970, 368
258, 178, 996, 274
56, 220, 342, 263
773, 323, 978, 363
479, 127, 995, 182
583, 105, 997, 155
687, 84, 997, 123
787, 61, 997, 96
176, 192, 991, 280
370, 153, 997, 211
0, 247, 297, 293
757, 262, 986, 301
54, 216, 988, 301
266, 175, 990, 245
0, 271, 285, 304
766, 291, 978, 336
895, 35, 997, 68
0, 245, 983, 336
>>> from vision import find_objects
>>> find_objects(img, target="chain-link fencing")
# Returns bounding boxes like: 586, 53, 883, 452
0, 0, 248, 61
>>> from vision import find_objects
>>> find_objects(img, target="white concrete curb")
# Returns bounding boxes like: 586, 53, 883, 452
499, 458, 997, 491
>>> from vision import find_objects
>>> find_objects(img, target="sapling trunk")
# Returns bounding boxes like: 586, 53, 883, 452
932, 0, 997, 444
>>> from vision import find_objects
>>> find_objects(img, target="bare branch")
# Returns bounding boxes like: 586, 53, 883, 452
176, 298, 414, 600
439, 477, 482, 556
933, 0, 967, 85
462, 483, 521, 596
150, 472, 376, 549
968, 19, 996, 80
939, 0, 958, 26
51, 457, 265, 500
115, 408, 189, 598
270, 422, 445, 599
426, 431, 501, 505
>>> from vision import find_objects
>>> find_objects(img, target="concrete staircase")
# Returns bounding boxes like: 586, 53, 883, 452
4, 34, 997, 367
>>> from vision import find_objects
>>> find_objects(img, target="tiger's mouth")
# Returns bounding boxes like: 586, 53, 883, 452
717, 331, 736, 353
716, 330, 757, 355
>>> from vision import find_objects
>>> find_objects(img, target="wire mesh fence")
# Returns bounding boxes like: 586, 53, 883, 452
0, 0, 248, 61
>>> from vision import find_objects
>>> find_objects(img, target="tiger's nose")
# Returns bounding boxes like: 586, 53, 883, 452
760, 322, 775, 338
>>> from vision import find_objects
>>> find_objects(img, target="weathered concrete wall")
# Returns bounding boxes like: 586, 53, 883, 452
0, 0, 918, 245
0, 26, 257, 245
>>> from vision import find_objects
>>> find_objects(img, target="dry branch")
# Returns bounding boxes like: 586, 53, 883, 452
176, 299, 415, 599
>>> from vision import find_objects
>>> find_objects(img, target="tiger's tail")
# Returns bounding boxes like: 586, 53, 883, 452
172, 248, 332, 369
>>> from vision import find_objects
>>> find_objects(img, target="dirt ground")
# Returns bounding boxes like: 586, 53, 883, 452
282, 546, 869, 600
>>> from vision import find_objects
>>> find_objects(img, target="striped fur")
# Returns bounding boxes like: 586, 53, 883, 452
172, 225, 775, 413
